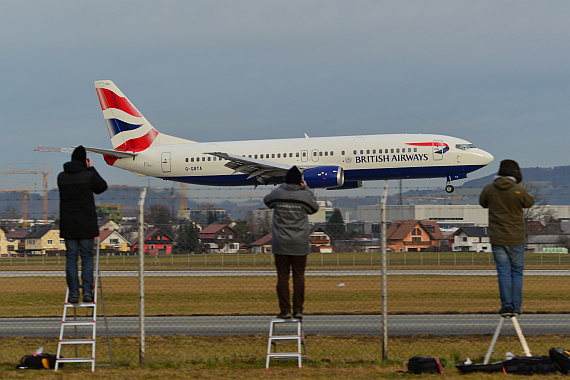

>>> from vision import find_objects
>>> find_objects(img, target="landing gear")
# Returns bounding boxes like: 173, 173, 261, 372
445, 183, 454, 193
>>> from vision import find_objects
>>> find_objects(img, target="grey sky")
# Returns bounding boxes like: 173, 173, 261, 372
1, 1, 568, 193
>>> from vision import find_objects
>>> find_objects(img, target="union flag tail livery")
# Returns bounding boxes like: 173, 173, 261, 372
94, 80, 192, 152
86, 80, 494, 192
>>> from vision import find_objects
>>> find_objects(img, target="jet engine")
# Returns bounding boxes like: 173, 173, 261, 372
327, 180, 362, 190
303, 166, 344, 188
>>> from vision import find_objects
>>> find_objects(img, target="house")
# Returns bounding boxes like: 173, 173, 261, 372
310, 226, 333, 253
98, 229, 130, 253
131, 228, 173, 255
199, 223, 239, 253
25, 225, 65, 255
249, 233, 272, 254
0, 227, 7, 257
99, 219, 121, 232
5, 230, 28, 255
451, 227, 491, 252
385, 220, 445, 252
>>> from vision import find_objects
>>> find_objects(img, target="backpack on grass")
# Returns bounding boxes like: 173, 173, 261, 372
550, 348, 570, 374
16, 353, 59, 369
407, 356, 444, 374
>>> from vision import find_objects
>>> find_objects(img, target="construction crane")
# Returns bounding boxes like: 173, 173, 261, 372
0, 184, 29, 228
0, 164, 53, 223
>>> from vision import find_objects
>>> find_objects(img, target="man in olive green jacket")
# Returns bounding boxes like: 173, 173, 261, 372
479, 159, 534, 317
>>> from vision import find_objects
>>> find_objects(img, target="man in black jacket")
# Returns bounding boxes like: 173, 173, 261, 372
58, 146, 108, 303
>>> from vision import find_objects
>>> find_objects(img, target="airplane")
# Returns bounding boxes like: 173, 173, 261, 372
51, 80, 496, 192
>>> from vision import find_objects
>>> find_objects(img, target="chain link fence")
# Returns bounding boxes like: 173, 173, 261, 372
1, 189, 569, 366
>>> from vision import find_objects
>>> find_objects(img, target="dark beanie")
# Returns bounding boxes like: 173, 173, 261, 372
498, 159, 522, 183
71, 145, 87, 163
285, 166, 303, 184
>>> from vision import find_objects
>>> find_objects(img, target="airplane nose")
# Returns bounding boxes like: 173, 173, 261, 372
477, 149, 494, 165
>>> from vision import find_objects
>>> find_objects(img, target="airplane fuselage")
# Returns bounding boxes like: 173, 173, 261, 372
111, 133, 493, 187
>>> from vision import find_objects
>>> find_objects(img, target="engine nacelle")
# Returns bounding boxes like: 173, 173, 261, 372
327, 180, 362, 190
303, 166, 344, 188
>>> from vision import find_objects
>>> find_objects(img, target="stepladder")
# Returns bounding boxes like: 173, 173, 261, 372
266, 318, 307, 369
484, 315, 531, 364
55, 239, 112, 372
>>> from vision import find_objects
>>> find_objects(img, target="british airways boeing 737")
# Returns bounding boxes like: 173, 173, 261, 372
64, 80, 495, 192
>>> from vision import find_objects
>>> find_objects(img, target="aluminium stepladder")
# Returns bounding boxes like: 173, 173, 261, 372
266, 318, 307, 369
483, 315, 531, 364
55, 239, 113, 372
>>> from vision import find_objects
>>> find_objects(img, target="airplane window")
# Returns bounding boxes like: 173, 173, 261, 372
248, 155, 252, 158
391, 149, 394, 153
353, 150, 357, 154
185, 158, 189, 162
191, 158, 194, 162
202, 157, 206, 162
208, 157, 211, 161
313, 151, 317, 156
396, 148, 399, 153
360, 150, 364, 154
372, 149, 376, 154
296, 152, 300, 157
272, 154, 275, 158
330, 151, 334, 156
303, 152, 307, 157
289, 153, 293, 157
324, 151, 328, 156
260, 154, 264, 159
385, 149, 389, 153
277, 153, 281, 158
341, 151, 345, 155
319, 151, 323, 156
366, 150, 370, 154
254, 155, 258, 159
414, 148, 417, 152
283, 153, 286, 157
408, 148, 411, 152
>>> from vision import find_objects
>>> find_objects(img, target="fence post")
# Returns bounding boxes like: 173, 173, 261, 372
138, 187, 147, 365
381, 181, 389, 360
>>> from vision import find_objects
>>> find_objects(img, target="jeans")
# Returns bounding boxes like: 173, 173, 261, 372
274, 254, 307, 313
492, 244, 525, 313
65, 238, 95, 298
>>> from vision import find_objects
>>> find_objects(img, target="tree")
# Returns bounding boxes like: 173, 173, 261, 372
177, 221, 200, 253
146, 203, 175, 235
233, 219, 255, 245
326, 208, 347, 241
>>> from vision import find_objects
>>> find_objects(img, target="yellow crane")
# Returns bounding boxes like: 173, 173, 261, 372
0, 164, 53, 223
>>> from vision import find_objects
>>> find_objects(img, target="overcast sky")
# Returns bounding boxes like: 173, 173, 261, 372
1, 1, 569, 195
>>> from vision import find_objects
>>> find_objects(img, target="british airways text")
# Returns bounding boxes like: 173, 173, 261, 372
355, 153, 429, 164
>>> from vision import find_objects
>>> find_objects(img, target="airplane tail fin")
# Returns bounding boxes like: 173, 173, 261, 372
94, 80, 192, 152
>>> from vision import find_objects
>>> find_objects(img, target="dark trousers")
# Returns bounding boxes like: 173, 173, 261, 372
274, 254, 307, 313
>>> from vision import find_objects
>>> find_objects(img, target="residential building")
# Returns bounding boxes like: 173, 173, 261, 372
198, 223, 239, 253
131, 228, 173, 255
385, 220, 445, 252
0, 227, 7, 257
98, 229, 130, 253
249, 233, 272, 254
25, 225, 65, 255
451, 227, 491, 252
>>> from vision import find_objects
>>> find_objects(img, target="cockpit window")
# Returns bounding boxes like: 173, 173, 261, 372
455, 143, 476, 150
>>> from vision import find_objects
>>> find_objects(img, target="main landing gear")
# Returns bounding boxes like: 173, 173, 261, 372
445, 182, 454, 193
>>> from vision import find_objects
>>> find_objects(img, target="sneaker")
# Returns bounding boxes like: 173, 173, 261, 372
277, 311, 292, 319
68, 297, 79, 304
512, 310, 521, 317
499, 306, 514, 317
83, 295, 94, 303
293, 310, 303, 319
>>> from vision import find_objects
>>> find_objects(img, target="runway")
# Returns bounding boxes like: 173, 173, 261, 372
1, 314, 568, 337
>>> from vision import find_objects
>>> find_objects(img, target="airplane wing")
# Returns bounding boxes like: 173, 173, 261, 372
84, 147, 137, 159
206, 152, 293, 184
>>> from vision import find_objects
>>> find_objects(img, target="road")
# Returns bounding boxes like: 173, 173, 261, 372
1, 314, 568, 337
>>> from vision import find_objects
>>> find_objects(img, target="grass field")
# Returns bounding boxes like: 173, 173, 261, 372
1, 335, 568, 379
1, 252, 568, 378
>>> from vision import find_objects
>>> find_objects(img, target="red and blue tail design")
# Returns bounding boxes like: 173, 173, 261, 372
95, 80, 159, 152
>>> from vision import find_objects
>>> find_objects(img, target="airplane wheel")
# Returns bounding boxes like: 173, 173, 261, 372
445, 184, 454, 193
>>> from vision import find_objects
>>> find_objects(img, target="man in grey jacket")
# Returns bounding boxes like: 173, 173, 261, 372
264, 166, 319, 319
